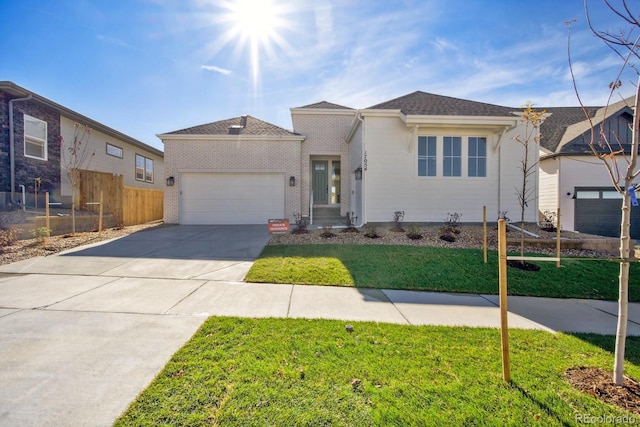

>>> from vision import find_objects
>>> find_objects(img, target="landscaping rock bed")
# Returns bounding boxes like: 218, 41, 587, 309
270, 224, 616, 258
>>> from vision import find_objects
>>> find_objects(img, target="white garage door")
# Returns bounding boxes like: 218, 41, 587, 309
181, 173, 284, 224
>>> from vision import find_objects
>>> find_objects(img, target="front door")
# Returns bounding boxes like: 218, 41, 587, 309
312, 160, 328, 205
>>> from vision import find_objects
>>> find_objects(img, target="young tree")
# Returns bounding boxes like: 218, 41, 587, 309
61, 122, 95, 235
514, 103, 546, 262
570, 0, 639, 385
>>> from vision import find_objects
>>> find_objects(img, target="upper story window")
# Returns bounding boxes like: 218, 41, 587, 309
24, 114, 47, 160
443, 136, 461, 177
135, 154, 154, 183
468, 137, 487, 177
417, 136, 437, 176
106, 143, 123, 158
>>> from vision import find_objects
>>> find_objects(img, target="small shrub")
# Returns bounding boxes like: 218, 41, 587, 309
445, 212, 462, 234
539, 210, 557, 232
320, 224, 336, 238
0, 227, 19, 248
438, 212, 462, 241
343, 212, 359, 233
406, 223, 423, 240
292, 213, 309, 234
391, 211, 405, 232
439, 230, 456, 242
30, 227, 51, 244
363, 224, 381, 239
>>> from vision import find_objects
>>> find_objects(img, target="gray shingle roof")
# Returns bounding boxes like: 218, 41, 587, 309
164, 115, 300, 137
541, 97, 634, 155
296, 101, 354, 110
366, 91, 516, 116
539, 106, 600, 152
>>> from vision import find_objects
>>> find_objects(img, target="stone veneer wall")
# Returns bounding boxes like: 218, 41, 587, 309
4, 97, 62, 202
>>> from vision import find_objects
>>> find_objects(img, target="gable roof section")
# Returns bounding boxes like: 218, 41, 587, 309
541, 96, 635, 156
367, 91, 516, 117
163, 115, 301, 137
296, 101, 354, 110
0, 81, 163, 157
539, 106, 600, 153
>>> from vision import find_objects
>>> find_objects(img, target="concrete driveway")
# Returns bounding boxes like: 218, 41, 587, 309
0, 225, 271, 427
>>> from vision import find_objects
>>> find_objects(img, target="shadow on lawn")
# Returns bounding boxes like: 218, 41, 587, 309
568, 334, 640, 367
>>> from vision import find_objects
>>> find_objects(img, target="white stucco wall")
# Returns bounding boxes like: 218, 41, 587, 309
361, 114, 537, 223
291, 109, 356, 216
162, 137, 302, 224
348, 123, 364, 224
59, 116, 164, 196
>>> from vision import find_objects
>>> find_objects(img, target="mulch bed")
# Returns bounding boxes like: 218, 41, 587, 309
566, 367, 640, 415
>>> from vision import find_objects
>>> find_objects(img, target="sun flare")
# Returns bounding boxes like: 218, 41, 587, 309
209, 0, 292, 91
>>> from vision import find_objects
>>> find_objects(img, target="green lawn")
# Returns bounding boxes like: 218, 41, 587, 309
115, 317, 640, 426
246, 245, 640, 301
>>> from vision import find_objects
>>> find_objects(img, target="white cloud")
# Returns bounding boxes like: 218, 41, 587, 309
201, 64, 232, 75
430, 37, 457, 53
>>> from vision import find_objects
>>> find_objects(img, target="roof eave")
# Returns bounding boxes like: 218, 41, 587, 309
158, 133, 306, 142
0, 81, 164, 157
290, 107, 356, 116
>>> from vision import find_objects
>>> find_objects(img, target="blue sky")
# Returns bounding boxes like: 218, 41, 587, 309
1, 0, 637, 151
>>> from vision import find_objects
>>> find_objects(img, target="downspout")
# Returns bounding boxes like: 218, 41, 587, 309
9, 94, 33, 203
358, 112, 365, 227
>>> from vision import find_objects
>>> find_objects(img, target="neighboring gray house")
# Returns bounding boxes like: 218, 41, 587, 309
0, 81, 164, 209
539, 97, 637, 238
160, 91, 539, 226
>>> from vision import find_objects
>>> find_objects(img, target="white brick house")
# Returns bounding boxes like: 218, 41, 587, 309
159, 91, 539, 226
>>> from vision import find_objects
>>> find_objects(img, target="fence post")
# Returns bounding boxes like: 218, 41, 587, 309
498, 219, 510, 382
483, 205, 487, 264
45, 192, 50, 238
556, 208, 561, 269
99, 190, 104, 236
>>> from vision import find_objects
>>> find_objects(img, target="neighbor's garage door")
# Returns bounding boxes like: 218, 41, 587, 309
180, 173, 284, 224
574, 187, 640, 239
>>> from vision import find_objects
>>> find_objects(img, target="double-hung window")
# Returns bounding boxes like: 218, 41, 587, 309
468, 137, 487, 177
443, 136, 461, 177
24, 115, 47, 160
417, 136, 437, 176
135, 154, 154, 183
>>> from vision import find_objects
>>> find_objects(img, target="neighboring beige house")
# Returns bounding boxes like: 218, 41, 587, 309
538, 97, 637, 238
0, 81, 164, 209
160, 91, 540, 226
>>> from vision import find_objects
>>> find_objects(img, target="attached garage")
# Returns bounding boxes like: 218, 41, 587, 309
180, 173, 285, 225
574, 187, 640, 239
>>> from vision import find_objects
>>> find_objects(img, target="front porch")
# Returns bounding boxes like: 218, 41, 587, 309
310, 206, 345, 227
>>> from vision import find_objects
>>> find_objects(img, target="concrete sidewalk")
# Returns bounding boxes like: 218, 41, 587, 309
2, 272, 640, 427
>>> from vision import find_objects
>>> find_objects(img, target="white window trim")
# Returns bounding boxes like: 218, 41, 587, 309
416, 135, 488, 179
135, 154, 154, 183
23, 114, 48, 161
106, 142, 123, 158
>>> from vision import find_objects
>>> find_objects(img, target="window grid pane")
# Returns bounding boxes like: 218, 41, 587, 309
135, 155, 144, 181
418, 136, 436, 176
443, 137, 461, 177
468, 137, 487, 177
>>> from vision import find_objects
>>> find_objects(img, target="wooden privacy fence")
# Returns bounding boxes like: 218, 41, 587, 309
79, 170, 163, 226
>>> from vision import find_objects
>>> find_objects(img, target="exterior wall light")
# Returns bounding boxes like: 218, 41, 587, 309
355, 167, 363, 180
166, 176, 175, 186
289, 176, 296, 186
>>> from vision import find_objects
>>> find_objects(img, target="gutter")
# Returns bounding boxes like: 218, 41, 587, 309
9, 94, 33, 204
